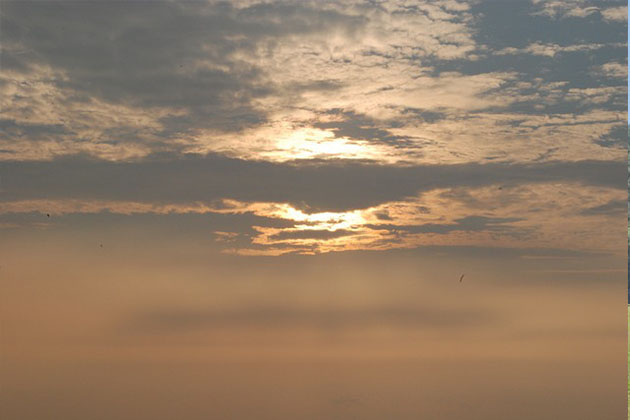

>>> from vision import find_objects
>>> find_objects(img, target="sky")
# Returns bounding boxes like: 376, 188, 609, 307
0, 1, 628, 419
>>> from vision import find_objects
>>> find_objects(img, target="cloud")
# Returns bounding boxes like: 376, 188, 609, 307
601, 6, 628, 22
495, 42, 622, 58
530, 0, 627, 22
0, 155, 624, 255
0, 0, 625, 166
129, 303, 496, 333
593, 62, 628, 79
0, 1, 367, 157
0, 154, 624, 211
580, 199, 627, 215
0, 0, 625, 257
365, 216, 525, 235
268, 229, 356, 241
593, 124, 628, 148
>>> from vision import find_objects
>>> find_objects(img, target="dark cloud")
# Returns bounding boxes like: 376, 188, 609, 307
315, 111, 410, 147
0, 118, 70, 140
594, 124, 628, 148
268, 229, 356, 241
129, 303, 496, 333
580, 199, 627, 215
374, 211, 393, 221
313, 109, 442, 148
367, 216, 528, 239
0, 154, 624, 211
399, 107, 447, 123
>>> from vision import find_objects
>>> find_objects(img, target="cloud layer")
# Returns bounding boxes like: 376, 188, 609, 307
0, 0, 626, 255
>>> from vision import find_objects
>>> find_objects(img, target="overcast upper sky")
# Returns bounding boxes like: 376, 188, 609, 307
0, 1, 628, 419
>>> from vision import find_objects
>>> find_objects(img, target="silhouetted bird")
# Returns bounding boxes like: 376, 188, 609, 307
459, 274, 465, 282
46, 213, 50, 218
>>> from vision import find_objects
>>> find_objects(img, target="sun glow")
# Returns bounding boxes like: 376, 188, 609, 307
269, 128, 381, 160
277, 206, 367, 231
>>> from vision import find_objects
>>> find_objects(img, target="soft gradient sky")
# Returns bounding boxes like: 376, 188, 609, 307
0, 1, 627, 419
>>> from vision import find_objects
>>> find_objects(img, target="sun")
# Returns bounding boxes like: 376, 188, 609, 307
271, 128, 380, 160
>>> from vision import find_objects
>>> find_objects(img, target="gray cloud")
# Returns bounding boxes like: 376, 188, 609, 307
129, 303, 495, 333
269, 229, 356, 241
594, 124, 628, 148
313, 109, 443, 149
0, 118, 70, 140
367, 216, 525, 235
0, 154, 624, 211
580, 199, 627, 215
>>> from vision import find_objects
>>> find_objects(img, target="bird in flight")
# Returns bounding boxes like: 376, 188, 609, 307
459, 274, 465, 282
46, 213, 50, 218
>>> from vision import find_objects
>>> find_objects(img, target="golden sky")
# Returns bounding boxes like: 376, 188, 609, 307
0, 1, 627, 419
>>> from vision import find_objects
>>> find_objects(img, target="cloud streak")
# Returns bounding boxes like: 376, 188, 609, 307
129, 303, 495, 333
0, 155, 624, 209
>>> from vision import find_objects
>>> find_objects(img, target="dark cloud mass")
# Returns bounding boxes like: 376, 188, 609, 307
368, 216, 528, 236
131, 303, 494, 332
580, 199, 627, 215
0, 154, 624, 211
